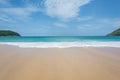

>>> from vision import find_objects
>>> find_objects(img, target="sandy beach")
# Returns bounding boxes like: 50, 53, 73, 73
0, 46, 120, 80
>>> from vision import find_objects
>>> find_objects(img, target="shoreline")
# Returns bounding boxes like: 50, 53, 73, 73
1, 41, 120, 48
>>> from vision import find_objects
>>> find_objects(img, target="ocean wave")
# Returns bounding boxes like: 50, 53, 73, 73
0, 42, 120, 48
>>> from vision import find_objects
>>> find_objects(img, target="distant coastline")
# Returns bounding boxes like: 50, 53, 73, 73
0, 30, 21, 37
0, 28, 120, 37
107, 28, 120, 36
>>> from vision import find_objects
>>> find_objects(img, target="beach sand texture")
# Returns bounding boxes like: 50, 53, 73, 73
0, 46, 120, 80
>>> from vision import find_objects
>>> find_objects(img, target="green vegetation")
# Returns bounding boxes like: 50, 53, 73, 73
0, 30, 21, 36
107, 28, 120, 36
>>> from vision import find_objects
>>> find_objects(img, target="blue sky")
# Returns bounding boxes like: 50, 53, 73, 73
0, 0, 120, 36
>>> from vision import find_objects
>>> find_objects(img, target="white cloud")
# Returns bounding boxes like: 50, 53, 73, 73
99, 18, 120, 28
44, 0, 91, 20
0, 0, 92, 23
77, 24, 100, 30
54, 22, 67, 28
0, 0, 40, 23
111, 20, 120, 28
109, 19, 120, 28
77, 16, 93, 21
0, 7, 38, 17
0, 14, 15, 23
0, 6, 39, 22
0, 0, 9, 5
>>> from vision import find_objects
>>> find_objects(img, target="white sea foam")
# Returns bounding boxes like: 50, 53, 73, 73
0, 42, 120, 48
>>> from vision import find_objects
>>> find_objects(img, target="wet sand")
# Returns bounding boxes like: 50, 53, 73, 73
0, 46, 120, 80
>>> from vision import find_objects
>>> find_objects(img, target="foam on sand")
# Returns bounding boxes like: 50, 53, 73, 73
0, 41, 120, 48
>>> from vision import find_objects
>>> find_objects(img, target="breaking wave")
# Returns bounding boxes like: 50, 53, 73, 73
1, 42, 120, 48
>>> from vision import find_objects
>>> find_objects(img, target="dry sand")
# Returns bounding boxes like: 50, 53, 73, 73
0, 46, 120, 80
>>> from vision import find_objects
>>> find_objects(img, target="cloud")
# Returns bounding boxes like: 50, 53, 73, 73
0, 7, 38, 17
0, 8, 38, 23
99, 18, 120, 28
0, 0, 92, 22
0, 14, 15, 23
54, 22, 67, 28
77, 16, 93, 21
113, 21, 120, 27
44, 0, 91, 20
0, 0, 9, 5
108, 19, 120, 28
77, 24, 100, 30
0, 0, 41, 23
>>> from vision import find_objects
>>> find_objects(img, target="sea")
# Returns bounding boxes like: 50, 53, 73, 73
0, 36, 120, 48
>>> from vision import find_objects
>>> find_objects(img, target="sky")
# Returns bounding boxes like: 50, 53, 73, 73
0, 0, 120, 36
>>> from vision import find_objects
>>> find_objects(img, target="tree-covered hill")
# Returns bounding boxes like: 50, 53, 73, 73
107, 28, 120, 36
0, 30, 21, 36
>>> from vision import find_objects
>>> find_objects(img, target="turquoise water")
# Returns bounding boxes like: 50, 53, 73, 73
0, 36, 120, 42
1, 36, 120, 48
